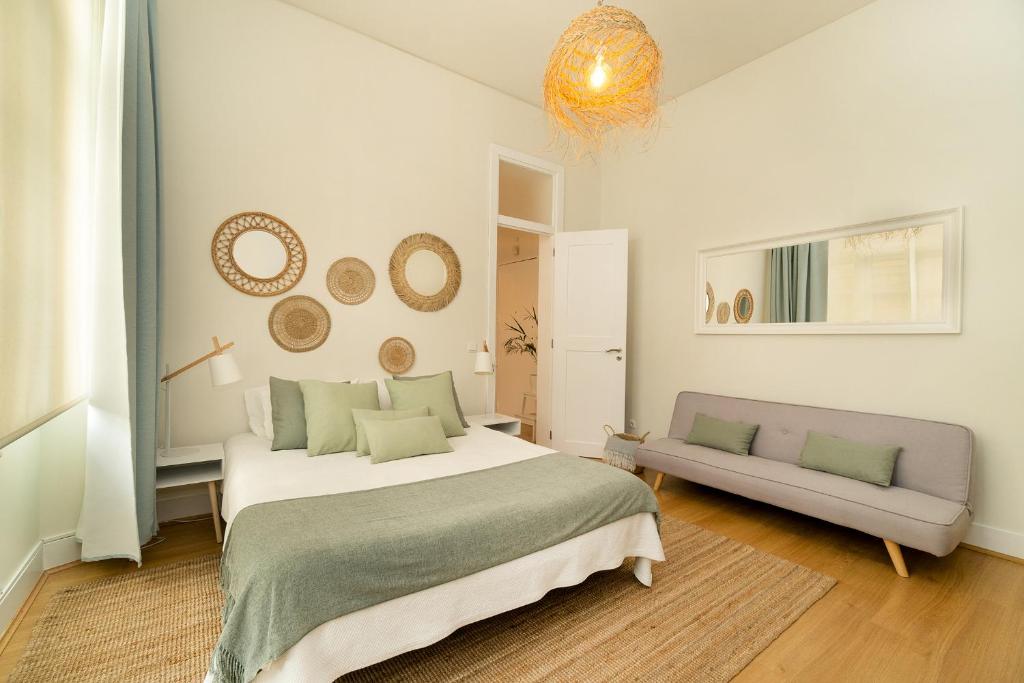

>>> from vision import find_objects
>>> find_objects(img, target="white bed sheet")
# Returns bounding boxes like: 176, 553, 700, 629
216, 427, 664, 682
221, 426, 555, 534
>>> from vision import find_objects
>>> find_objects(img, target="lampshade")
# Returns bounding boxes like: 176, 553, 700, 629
543, 1, 663, 154
209, 352, 242, 386
474, 350, 493, 376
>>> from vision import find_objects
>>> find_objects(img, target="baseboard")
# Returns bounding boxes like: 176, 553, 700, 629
157, 485, 212, 522
41, 532, 82, 570
0, 542, 42, 639
964, 522, 1024, 560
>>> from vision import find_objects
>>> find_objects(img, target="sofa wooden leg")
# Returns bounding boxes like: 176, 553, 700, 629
652, 471, 665, 493
883, 539, 910, 577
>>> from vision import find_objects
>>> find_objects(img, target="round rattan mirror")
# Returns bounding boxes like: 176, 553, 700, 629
212, 212, 306, 296
389, 233, 461, 312
704, 282, 716, 324
734, 289, 754, 324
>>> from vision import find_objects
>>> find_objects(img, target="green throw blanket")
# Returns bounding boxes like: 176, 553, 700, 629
210, 453, 660, 683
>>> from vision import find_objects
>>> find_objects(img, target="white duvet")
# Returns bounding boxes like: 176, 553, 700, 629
214, 427, 664, 682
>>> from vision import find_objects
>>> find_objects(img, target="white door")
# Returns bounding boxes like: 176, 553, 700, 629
550, 229, 628, 457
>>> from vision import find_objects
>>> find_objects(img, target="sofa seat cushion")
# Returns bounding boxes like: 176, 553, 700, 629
638, 437, 971, 557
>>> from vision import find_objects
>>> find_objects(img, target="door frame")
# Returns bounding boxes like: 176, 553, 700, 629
486, 144, 564, 445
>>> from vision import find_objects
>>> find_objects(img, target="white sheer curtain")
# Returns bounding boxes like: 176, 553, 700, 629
0, 1, 91, 446
1, 0, 139, 562
73, 0, 143, 564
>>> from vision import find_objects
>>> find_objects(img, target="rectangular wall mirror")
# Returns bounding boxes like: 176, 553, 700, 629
696, 208, 963, 334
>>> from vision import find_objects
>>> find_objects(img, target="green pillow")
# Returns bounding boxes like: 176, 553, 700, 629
270, 377, 314, 451
385, 375, 466, 437
392, 371, 470, 428
364, 415, 453, 464
352, 407, 430, 455
299, 381, 380, 456
799, 431, 901, 486
685, 413, 759, 455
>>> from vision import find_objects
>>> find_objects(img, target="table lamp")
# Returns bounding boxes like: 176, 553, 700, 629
474, 339, 493, 375
159, 336, 241, 457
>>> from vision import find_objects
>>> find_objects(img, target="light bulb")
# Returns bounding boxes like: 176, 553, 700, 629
587, 53, 610, 91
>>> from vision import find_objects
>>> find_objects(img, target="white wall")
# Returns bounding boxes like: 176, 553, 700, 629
0, 403, 87, 630
154, 0, 600, 447
599, 0, 1024, 551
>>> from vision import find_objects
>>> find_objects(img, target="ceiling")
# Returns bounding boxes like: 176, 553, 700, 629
278, 0, 876, 107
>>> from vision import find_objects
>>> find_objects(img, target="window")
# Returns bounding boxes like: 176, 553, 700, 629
0, 1, 96, 447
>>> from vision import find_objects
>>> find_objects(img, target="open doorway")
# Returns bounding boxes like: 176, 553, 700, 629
487, 145, 563, 446
495, 228, 540, 441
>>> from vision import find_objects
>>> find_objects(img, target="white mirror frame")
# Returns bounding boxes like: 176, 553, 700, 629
695, 207, 963, 335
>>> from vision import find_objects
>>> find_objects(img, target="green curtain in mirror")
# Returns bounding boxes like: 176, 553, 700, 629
769, 242, 828, 323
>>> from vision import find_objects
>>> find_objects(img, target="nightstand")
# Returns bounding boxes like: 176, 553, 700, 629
467, 414, 522, 437
156, 442, 224, 543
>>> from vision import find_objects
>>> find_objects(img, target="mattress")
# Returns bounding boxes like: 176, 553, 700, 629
215, 427, 664, 681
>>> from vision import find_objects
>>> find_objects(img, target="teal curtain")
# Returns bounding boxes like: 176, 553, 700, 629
769, 242, 828, 323
122, 0, 160, 545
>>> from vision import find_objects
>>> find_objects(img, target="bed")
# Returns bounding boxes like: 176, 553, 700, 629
208, 426, 664, 682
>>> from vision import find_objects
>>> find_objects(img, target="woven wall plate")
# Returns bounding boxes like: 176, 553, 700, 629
268, 295, 330, 352
378, 337, 415, 374
389, 233, 461, 312
716, 302, 731, 324
212, 211, 306, 296
327, 257, 375, 305
734, 289, 754, 324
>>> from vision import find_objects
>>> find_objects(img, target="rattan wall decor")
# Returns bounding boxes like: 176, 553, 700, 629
327, 257, 375, 305
705, 282, 716, 324
716, 302, 731, 324
734, 289, 754, 324
268, 295, 330, 352
378, 337, 415, 374
212, 211, 306, 296
389, 233, 461, 312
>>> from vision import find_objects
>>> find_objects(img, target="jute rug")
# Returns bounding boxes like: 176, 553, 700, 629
10, 518, 834, 683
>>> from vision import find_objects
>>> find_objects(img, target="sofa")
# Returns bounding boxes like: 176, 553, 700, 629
637, 392, 974, 576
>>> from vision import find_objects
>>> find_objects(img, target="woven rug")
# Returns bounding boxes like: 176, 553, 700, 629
8, 555, 222, 683
10, 518, 834, 682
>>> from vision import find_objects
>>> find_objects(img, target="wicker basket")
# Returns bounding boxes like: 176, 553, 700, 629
601, 425, 650, 474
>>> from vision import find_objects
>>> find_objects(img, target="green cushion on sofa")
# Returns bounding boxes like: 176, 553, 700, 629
270, 377, 314, 451
391, 371, 470, 428
365, 415, 453, 464
385, 375, 466, 437
685, 413, 759, 455
352, 407, 430, 455
299, 381, 380, 456
799, 431, 901, 486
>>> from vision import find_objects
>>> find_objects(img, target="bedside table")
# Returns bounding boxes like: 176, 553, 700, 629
467, 414, 522, 437
156, 443, 224, 543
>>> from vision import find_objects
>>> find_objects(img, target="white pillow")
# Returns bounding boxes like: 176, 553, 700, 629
373, 379, 391, 409
243, 385, 273, 440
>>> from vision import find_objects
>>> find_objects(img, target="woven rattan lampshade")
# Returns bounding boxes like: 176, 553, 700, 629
543, 1, 662, 154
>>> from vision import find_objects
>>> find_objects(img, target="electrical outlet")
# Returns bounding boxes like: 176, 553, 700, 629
628, 418, 638, 431
466, 342, 477, 353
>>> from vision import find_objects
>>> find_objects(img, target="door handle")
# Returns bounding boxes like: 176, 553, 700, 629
604, 348, 622, 353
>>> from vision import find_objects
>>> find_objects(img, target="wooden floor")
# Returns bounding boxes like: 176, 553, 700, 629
2, 477, 1023, 681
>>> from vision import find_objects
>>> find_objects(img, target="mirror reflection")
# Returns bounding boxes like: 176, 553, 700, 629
404, 249, 448, 296
706, 223, 945, 326
232, 230, 288, 279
